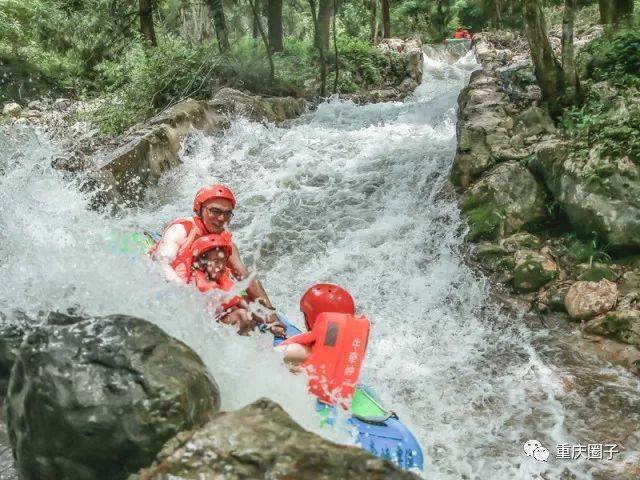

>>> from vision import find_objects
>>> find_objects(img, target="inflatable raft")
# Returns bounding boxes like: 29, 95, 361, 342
113, 230, 424, 471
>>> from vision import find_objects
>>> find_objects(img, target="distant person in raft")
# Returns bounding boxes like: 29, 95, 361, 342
453, 26, 472, 40
149, 183, 284, 336
275, 284, 371, 407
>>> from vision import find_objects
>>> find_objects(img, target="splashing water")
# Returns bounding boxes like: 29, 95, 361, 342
1, 50, 639, 479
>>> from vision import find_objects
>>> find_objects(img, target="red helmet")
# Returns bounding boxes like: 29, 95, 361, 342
193, 184, 236, 214
191, 232, 233, 259
300, 283, 355, 330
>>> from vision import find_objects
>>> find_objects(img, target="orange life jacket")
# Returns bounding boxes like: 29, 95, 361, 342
192, 269, 241, 310
149, 216, 231, 282
301, 312, 370, 406
454, 31, 465, 39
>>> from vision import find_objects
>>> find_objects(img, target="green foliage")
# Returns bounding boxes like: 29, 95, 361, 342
564, 232, 611, 264
583, 25, 640, 86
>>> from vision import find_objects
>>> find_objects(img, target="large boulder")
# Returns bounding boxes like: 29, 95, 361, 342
6, 314, 219, 480
134, 398, 418, 480
564, 279, 618, 320
461, 161, 548, 241
451, 71, 527, 188
532, 139, 640, 250
585, 310, 640, 348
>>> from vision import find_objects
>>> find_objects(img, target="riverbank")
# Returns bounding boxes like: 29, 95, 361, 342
453, 27, 640, 376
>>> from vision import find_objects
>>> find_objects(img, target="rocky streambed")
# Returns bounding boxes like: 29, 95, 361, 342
453, 31, 640, 376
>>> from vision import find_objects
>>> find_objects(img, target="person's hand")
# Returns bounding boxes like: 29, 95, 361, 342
269, 322, 286, 339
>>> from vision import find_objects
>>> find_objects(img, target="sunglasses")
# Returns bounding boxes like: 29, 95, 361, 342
204, 206, 234, 219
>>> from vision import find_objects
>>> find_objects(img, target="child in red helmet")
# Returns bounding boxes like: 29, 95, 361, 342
276, 284, 371, 406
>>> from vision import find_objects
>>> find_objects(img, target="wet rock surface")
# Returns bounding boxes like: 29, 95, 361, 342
455, 31, 640, 376
6, 314, 219, 480
133, 398, 418, 480
565, 279, 618, 320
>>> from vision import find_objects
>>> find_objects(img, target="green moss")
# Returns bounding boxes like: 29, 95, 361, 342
462, 199, 503, 241
603, 313, 632, 337
512, 256, 557, 293
578, 265, 616, 282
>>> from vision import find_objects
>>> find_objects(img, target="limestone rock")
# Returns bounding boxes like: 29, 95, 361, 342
585, 310, 640, 348
619, 271, 640, 296
532, 138, 640, 249
564, 279, 618, 320
514, 106, 555, 137
134, 398, 418, 480
500, 232, 541, 252
209, 87, 307, 123
452, 71, 524, 188
6, 314, 220, 480
512, 249, 558, 293
461, 161, 547, 241
2, 103, 21, 117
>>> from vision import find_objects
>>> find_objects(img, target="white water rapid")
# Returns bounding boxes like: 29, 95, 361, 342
1, 51, 638, 479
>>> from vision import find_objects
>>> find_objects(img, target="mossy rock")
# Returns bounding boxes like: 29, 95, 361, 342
474, 243, 514, 271
585, 310, 640, 348
546, 282, 573, 313
461, 198, 503, 241
577, 263, 616, 282
512, 250, 558, 293
501, 232, 542, 252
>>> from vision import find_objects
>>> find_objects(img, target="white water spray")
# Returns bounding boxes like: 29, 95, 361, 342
1, 50, 638, 479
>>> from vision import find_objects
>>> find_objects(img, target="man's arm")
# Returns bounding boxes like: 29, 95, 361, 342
228, 242, 275, 308
151, 223, 187, 283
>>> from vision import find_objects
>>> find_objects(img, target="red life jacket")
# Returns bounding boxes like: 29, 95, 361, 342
454, 31, 465, 39
301, 312, 371, 406
192, 269, 241, 310
149, 216, 231, 282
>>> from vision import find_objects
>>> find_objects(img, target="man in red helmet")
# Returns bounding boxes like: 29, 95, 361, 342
151, 184, 283, 335
276, 284, 371, 406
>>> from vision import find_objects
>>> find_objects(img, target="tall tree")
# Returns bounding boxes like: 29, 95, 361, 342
316, 0, 333, 52
381, 0, 391, 38
207, 0, 230, 52
561, 0, 580, 98
309, 0, 328, 96
598, 0, 634, 24
139, 0, 157, 46
267, 0, 284, 52
523, 0, 565, 116
369, 0, 377, 44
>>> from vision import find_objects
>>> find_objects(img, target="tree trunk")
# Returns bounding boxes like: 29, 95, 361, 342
267, 0, 284, 52
248, 0, 275, 80
381, 0, 391, 39
523, 0, 565, 116
316, 0, 333, 52
139, 0, 157, 46
309, 0, 327, 96
562, 0, 580, 98
598, 0, 633, 24
494, 0, 502, 29
333, 0, 339, 93
370, 0, 377, 44
207, 0, 230, 52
